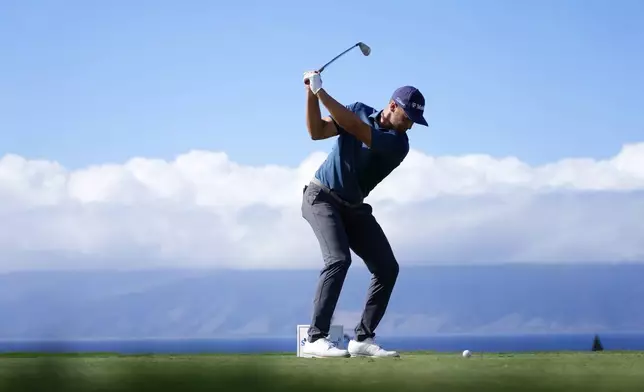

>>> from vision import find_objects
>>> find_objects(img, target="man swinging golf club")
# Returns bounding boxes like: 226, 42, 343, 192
300, 69, 428, 358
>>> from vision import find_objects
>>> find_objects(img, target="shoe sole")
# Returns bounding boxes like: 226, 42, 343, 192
301, 353, 350, 359
350, 353, 400, 358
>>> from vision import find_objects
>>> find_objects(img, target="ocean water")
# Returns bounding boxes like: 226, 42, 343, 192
1, 332, 643, 354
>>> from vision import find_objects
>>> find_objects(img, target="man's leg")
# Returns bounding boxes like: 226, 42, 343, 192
300, 183, 351, 357
345, 203, 400, 357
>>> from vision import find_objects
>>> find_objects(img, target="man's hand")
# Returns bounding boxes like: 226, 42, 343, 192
303, 71, 323, 95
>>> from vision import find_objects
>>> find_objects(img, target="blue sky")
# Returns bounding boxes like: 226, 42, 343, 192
2, 0, 642, 170
1, 1, 644, 272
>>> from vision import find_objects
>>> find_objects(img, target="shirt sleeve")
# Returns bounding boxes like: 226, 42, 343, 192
369, 129, 409, 158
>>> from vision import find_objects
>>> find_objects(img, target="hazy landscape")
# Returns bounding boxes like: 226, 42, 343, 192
1, 263, 641, 340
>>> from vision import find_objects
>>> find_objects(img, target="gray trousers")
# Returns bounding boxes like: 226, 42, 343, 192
301, 180, 399, 342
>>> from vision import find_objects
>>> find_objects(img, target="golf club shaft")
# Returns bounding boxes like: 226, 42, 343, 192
317, 43, 360, 73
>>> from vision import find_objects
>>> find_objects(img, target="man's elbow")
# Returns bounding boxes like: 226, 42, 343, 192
307, 126, 323, 140
306, 119, 322, 139
309, 118, 337, 140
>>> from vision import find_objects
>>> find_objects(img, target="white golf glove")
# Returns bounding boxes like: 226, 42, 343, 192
303, 71, 322, 95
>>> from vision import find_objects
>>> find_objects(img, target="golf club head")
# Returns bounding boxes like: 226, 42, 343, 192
358, 42, 371, 56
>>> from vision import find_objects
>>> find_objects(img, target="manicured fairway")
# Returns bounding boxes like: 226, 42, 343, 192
1, 351, 643, 391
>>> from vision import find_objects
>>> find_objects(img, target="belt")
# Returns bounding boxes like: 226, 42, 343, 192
309, 177, 363, 207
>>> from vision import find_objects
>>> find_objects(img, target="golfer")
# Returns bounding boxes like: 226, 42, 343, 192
300, 70, 428, 358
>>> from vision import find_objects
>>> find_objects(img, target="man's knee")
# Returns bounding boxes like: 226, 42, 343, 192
323, 255, 352, 272
390, 260, 400, 279
387, 260, 400, 283
373, 258, 399, 285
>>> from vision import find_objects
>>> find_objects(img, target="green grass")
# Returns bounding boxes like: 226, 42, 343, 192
1, 351, 643, 391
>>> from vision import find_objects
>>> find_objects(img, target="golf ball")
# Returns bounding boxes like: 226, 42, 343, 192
462, 350, 472, 358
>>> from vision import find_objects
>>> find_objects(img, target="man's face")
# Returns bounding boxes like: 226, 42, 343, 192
389, 102, 414, 132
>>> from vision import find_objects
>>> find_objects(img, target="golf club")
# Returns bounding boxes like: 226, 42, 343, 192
317, 41, 371, 73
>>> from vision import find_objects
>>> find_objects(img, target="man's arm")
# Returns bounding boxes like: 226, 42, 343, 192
316, 88, 372, 147
306, 88, 338, 140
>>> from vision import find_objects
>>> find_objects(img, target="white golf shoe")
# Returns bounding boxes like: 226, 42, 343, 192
347, 338, 400, 358
301, 337, 350, 358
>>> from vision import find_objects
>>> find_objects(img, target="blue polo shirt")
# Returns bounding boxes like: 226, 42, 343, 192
313, 102, 410, 204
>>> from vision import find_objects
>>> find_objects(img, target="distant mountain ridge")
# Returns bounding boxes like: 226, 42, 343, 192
0, 263, 642, 339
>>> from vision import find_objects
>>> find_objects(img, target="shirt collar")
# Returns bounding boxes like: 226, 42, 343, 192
369, 110, 382, 129
369, 109, 409, 139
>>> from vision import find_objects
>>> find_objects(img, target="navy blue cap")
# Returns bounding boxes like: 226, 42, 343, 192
391, 86, 428, 126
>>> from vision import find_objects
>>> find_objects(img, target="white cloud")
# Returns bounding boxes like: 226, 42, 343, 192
1, 143, 644, 271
